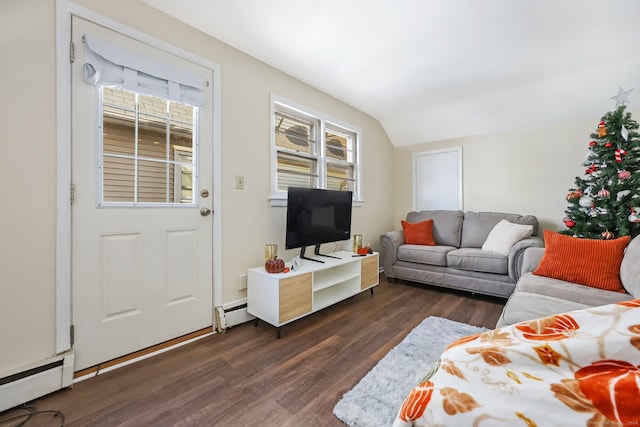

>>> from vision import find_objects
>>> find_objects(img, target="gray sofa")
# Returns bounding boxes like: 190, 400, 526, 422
380, 210, 544, 298
496, 234, 640, 327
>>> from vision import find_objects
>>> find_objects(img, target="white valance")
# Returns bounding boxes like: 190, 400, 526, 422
82, 33, 205, 107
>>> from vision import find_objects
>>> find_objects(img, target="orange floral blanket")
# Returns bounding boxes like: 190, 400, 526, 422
393, 300, 640, 427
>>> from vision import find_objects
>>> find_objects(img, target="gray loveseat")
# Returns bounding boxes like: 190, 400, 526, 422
496, 234, 640, 327
380, 210, 544, 298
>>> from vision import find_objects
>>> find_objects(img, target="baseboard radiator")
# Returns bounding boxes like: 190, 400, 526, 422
0, 351, 74, 412
215, 299, 254, 333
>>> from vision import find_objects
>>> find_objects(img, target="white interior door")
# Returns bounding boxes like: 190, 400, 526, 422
71, 17, 214, 371
413, 148, 463, 211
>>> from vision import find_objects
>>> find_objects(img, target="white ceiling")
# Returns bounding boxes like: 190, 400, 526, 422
142, 0, 640, 146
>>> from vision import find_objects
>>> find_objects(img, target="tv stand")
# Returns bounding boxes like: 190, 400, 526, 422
314, 244, 341, 260
299, 246, 324, 263
247, 251, 379, 338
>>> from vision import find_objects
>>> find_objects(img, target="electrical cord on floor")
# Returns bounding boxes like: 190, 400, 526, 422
0, 406, 64, 426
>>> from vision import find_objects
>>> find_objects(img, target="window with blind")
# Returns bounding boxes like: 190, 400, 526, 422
100, 87, 197, 205
272, 96, 361, 203
81, 32, 204, 207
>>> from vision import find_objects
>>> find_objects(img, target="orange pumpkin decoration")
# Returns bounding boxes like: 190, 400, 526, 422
265, 257, 285, 273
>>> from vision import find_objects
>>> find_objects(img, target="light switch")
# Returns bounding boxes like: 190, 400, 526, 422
236, 176, 244, 190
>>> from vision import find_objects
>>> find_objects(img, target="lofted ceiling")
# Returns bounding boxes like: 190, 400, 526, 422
142, 0, 640, 146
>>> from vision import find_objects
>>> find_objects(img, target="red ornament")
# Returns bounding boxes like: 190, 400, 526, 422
615, 148, 627, 163
601, 231, 614, 240
585, 163, 597, 174
618, 170, 631, 179
597, 189, 610, 198
565, 220, 576, 228
589, 140, 598, 147
605, 142, 613, 148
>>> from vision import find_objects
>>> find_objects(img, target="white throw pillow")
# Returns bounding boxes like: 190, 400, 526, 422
481, 219, 533, 256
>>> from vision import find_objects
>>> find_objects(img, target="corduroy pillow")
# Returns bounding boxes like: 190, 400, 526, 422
533, 230, 631, 292
401, 219, 436, 245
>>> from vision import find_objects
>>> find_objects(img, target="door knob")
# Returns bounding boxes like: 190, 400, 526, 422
200, 207, 212, 216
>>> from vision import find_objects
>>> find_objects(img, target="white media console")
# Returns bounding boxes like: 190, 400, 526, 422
247, 251, 379, 338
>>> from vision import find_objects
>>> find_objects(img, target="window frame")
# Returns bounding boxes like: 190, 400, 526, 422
270, 93, 362, 207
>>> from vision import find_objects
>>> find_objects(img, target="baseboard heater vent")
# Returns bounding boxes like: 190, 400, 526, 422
0, 352, 74, 412
215, 300, 254, 333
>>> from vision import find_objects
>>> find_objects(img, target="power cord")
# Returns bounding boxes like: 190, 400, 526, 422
0, 406, 64, 426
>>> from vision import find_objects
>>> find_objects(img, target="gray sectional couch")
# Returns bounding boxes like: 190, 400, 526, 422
496, 234, 640, 327
380, 210, 544, 298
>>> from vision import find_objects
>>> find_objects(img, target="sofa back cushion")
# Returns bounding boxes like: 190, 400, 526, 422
406, 210, 464, 247
460, 212, 539, 248
621, 235, 640, 298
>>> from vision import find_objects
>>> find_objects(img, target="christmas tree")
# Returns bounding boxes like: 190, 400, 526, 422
562, 87, 640, 239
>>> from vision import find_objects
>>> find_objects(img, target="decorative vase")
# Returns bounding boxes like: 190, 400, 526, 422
264, 244, 278, 262
353, 234, 363, 252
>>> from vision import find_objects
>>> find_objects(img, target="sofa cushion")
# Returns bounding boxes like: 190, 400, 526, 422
447, 248, 508, 275
481, 219, 534, 256
397, 244, 456, 267
406, 210, 464, 247
496, 291, 593, 327
533, 230, 630, 292
401, 219, 436, 245
516, 272, 635, 307
460, 212, 539, 248
620, 235, 640, 298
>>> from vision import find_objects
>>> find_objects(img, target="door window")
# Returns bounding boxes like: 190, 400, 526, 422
100, 87, 197, 205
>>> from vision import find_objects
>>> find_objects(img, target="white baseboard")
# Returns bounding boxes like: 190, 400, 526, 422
0, 351, 74, 412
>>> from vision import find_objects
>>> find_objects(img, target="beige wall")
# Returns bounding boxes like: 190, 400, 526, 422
0, 0, 394, 374
0, 0, 58, 373
391, 113, 640, 234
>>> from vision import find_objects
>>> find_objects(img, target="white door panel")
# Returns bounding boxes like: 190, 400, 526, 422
71, 17, 214, 371
413, 148, 463, 211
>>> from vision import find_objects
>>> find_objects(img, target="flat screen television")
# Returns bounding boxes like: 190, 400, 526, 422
285, 187, 353, 262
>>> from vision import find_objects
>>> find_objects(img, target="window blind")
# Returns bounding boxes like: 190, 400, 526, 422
82, 33, 205, 107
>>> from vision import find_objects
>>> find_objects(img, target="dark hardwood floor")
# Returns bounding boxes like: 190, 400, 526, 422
1, 275, 505, 427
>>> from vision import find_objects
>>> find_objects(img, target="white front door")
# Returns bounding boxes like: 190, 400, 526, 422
71, 17, 214, 371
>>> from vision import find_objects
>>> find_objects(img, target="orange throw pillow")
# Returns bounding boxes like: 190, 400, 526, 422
401, 219, 436, 246
533, 230, 631, 292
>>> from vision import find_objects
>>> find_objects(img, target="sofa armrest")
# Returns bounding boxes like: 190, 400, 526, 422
379, 230, 405, 278
507, 237, 545, 281
520, 246, 546, 275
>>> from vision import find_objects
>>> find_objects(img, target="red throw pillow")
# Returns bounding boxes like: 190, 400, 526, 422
401, 219, 436, 246
533, 230, 631, 292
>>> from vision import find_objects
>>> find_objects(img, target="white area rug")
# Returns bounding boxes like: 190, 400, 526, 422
333, 316, 487, 427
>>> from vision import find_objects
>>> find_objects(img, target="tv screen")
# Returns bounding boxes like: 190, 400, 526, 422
285, 187, 353, 259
